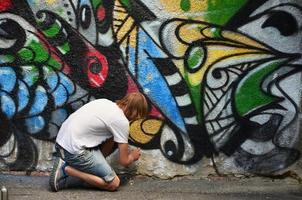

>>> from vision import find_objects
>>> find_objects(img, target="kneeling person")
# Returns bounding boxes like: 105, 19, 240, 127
49, 92, 148, 192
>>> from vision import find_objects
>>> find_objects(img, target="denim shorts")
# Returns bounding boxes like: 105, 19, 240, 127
55, 144, 116, 183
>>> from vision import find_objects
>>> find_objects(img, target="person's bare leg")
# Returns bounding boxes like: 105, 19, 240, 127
64, 165, 120, 191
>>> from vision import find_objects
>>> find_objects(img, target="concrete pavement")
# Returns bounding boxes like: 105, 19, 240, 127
0, 173, 301, 200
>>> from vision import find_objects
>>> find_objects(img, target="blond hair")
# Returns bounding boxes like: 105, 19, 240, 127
116, 92, 149, 121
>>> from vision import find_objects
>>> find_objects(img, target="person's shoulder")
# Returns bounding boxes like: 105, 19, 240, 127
92, 99, 121, 113
88, 98, 114, 105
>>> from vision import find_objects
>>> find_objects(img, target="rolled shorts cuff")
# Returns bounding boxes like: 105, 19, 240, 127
103, 171, 116, 183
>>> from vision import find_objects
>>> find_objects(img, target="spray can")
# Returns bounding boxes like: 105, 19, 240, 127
1, 186, 8, 200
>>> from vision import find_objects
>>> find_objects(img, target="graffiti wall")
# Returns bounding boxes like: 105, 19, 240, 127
0, 0, 301, 177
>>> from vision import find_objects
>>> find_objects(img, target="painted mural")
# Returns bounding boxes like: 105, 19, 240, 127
0, 0, 301, 175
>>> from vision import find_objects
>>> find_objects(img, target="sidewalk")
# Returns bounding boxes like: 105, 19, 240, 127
0, 173, 301, 200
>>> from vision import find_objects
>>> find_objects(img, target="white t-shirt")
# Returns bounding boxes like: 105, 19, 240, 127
56, 99, 129, 154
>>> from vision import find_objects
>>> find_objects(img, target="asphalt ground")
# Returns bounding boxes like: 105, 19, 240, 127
0, 173, 301, 200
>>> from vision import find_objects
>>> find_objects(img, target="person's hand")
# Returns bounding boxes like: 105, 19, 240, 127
130, 148, 141, 161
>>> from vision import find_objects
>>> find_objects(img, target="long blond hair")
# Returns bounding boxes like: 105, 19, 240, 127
116, 92, 149, 121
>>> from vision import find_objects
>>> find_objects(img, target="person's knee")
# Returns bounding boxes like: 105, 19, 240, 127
106, 176, 120, 191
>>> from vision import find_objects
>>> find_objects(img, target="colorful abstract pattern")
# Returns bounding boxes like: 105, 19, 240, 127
0, 0, 301, 175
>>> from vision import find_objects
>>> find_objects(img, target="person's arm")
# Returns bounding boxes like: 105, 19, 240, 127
118, 143, 141, 167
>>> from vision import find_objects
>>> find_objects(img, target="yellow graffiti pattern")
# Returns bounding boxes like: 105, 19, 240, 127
129, 118, 163, 144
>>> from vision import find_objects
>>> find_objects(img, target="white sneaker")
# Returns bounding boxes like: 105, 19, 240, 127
49, 157, 68, 192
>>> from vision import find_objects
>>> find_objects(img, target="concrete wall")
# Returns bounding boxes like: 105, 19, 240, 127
0, 0, 301, 178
